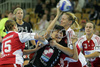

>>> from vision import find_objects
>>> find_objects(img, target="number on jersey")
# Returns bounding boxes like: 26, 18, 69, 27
2, 40, 11, 53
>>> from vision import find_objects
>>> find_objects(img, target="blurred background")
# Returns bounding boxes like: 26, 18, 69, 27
0, 0, 100, 37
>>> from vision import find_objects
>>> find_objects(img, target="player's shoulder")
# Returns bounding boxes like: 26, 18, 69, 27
9, 32, 19, 38
93, 34, 100, 38
67, 28, 74, 31
92, 34, 100, 40
23, 22, 30, 25
23, 22, 32, 28
66, 28, 75, 34
3, 32, 18, 41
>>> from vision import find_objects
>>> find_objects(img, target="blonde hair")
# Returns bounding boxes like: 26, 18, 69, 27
64, 12, 77, 24
13, 8, 23, 14
64, 12, 80, 30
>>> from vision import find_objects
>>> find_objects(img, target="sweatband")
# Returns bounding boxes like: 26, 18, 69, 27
42, 39, 48, 45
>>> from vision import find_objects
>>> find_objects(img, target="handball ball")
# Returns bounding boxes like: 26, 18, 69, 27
58, 0, 71, 11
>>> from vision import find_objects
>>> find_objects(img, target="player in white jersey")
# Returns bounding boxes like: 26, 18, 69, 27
77, 21, 100, 67
0, 20, 48, 67
54, 12, 87, 67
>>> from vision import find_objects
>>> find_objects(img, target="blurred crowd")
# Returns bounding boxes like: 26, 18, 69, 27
0, 0, 100, 36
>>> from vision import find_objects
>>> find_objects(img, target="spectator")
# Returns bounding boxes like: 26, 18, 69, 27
39, 14, 48, 30
35, 0, 43, 17
89, 7, 99, 24
45, 0, 51, 11
44, 9, 50, 21
85, 0, 93, 8
93, 0, 100, 12
49, 0, 57, 8
80, 20, 86, 32
75, 0, 85, 12
0, 11, 14, 38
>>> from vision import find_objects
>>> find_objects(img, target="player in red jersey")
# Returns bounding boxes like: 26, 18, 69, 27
77, 21, 100, 67
0, 20, 48, 67
54, 12, 87, 67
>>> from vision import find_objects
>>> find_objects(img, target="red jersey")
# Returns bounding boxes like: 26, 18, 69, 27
77, 34, 100, 67
55, 28, 87, 67
0, 31, 36, 66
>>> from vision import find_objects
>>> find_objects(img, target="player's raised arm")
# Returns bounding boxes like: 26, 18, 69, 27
44, 7, 62, 39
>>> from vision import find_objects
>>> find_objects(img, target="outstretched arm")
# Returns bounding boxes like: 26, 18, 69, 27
18, 32, 48, 45
23, 43, 41, 55
85, 51, 100, 59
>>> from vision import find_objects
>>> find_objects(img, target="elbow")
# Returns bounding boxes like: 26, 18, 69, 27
67, 52, 74, 57
74, 56, 78, 61
72, 55, 78, 61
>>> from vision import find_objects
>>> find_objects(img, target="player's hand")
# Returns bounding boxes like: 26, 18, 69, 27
36, 41, 47, 48
34, 33, 45, 42
50, 40, 57, 47
57, 3, 62, 16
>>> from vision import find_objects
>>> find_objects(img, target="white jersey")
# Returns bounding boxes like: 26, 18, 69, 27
77, 34, 100, 61
66, 28, 75, 49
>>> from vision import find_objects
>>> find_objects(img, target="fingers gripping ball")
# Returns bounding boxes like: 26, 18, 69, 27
58, 0, 72, 11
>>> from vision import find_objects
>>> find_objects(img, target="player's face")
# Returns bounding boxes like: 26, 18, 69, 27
60, 13, 71, 27
15, 10, 23, 20
51, 30, 63, 42
85, 23, 94, 35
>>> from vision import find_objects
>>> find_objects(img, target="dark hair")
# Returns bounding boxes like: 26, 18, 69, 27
8, 10, 13, 14
86, 21, 95, 29
53, 24, 65, 34
5, 20, 16, 31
